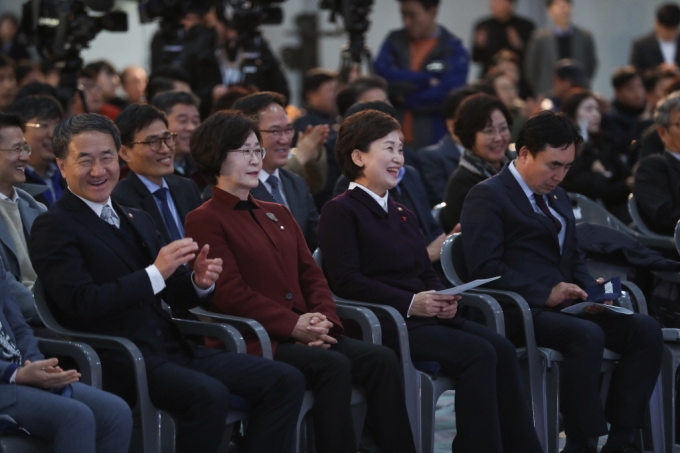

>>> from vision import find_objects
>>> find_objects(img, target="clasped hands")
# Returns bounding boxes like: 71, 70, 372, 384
154, 238, 224, 289
408, 291, 460, 319
291, 313, 337, 349
15, 358, 80, 389
545, 278, 613, 314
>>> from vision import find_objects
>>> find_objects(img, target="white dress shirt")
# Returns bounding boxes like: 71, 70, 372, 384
259, 168, 289, 207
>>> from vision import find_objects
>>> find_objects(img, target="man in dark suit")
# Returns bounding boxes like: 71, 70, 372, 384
630, 3, 680, 73
29, 113, 305, 453
634, 91, 680, 235
0, 114, 45, 323
112, 104, 202, 244
461, 111, 663, 453
232, 92, 320, 251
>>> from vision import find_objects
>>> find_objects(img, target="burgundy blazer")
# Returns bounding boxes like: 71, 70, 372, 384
319, 188, 459, 333
185, 187, 342, 355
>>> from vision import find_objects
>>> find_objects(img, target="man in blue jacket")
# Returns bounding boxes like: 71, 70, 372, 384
374, 0, 469, 149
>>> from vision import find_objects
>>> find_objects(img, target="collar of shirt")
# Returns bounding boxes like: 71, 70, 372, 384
137, 174, 169, 193
508, 160, 536, 200
258, 168, 281, 186
552, 24, 573, 36
348, 182, 389, 212
0, 188, 20, 203
69, 188, 119, 223
666, 149, 680, 161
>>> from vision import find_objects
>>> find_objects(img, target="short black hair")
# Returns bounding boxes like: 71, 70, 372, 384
302, 68, 337, 99
554, 59, 588, 88
657, 3, 680, 28
442, 86, 484, 120
0, 113, 24, 143
212, 85, 255, 112
232, 92, 286, 120
151, 90, 200, 115
560, 89, 595, 122
53, 113, 121, 161
0, 53, 14, 70
336, 110, 401, 181
14, 82, 58, 103
15, 61, 42, 86
515, 110, 582, 157
397, 0, 439, 9
191, 111, 261, 186
611, 66, 641, 91
114, 103, 168, 145
85, 59, 117, 76
146, 77, 176, 103
6, 95, 64, 122
642, 67, 677, 93
336, 75, 388, 117
546, 0, 571, 6
149, 65, 191, 85
454, 94, 513, 150
344, 100, 397, 119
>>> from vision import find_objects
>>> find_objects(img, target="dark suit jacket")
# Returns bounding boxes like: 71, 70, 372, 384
319, 188, 457, 334
633, 151, 680, 235
418, 134, 463, 207
460, 164, 595, 311
111, 172, 202, 244
630, 32, 680, 73
29, 190, 209, 371
250, 169, 320, 251
333, 166, 443, 244
0, 188, 45, 321
441, 165, 487, 233
185, 188, 342, 355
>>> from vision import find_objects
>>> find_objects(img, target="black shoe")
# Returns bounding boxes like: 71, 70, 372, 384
600, 442, 642, 453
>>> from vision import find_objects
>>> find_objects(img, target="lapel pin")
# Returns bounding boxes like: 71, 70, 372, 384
397, 207, 403, 211
280, 226, 285, 230
402, 216, 407, 222
128, 213, 134, 218
266, 212, 278, 222
553, 195, 557, 200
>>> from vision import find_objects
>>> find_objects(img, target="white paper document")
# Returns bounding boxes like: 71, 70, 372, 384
435, 276, 501, 295
561, 302, 633, 316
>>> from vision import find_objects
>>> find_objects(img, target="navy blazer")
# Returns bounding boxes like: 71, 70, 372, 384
111, 172, 202, 244
29, 190, 210, 370
460, 164, 594, 311
417, 134, 462, 207
250, 168, 319, 251
333, 166, 443, 244
319, 188, 457, 333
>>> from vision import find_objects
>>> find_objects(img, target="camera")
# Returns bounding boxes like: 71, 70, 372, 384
320, 0, 374, 67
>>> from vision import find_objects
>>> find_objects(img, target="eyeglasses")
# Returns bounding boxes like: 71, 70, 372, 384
259, 126, 295, 139
128, 133, 177, 151
0, 145, 32, 157
229, 148, 266, 160
481, 125, 510, 138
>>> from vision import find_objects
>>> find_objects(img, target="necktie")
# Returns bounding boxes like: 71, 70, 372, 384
153, 188, 183, 241
534, 194, 562, 233
266, 175, 287, 206
100, 205, 118, 228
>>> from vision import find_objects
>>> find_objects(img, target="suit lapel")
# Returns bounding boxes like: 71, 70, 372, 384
128, 172, 169, 241
166, 176, 191, 223
251, 181, 275, 204
346, 187, 389, 219
279, 171, 301, 217
0, 222, 17, 259
17, 199, 41, 237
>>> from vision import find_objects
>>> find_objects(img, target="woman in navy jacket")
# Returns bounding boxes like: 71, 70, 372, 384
318, 110, 542, 453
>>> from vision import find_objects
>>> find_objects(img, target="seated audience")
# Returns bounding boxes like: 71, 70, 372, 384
14, 61, 45, 88
560, 90, 633, 222
7, 95, 66, 207
374, 0, 469, 149
0, 53, 16, 112
0, 14, 29, 62
69, 67, 105, 117
490, 72, 528, 141
87, 60, 126, 110
185, 110, 417, 453
0, 257, 133, 453
336, 75, 391, 118
461, 110, 663, 453
441, 93, 513, 233
604, 66, 647, 161
0, 114, 45, 322
545, 59, 589, 112
151, 91, 201, 177
29, 113, 305, 453
418, 86, 479, 207
120, 65, 147, 104
318, 109, 543, 453
634, 91, 680, 235
630, 3, 680, 73
231, 92, 322, 251
112, 104, 202, 245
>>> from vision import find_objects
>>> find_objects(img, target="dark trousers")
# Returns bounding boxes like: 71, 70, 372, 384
398, 321, 543, 453
146, 349, 305, 453
525, 311, 663, 441
274, 337, 416, 453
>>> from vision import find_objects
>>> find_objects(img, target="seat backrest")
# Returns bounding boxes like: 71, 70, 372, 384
628, 194, 658, 237
675, 222, 680, 256
33, 280, 70, 335
441, 233, 469, 285
569, 193, 632, 233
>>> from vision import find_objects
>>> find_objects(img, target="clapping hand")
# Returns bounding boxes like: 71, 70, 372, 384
193, 244, 223, 290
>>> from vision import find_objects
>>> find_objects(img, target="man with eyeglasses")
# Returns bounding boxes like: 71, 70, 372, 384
6, 95, 65, 207
232, 92, 321, 251
111, 104, 201, 245
0, 113, 44, 322
69, 67, 105, 117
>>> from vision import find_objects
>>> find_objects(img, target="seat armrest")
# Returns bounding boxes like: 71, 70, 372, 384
37, 338, 102, 388
662, 328, 680, 342
173, 318, 246, 354
458, 293, 505, 335
620, 281, 648, 315
335, 304, 381, 344
190, 308, 271, 358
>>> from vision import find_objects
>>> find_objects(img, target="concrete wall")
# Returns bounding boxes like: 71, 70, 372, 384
0, 0, 674, 104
